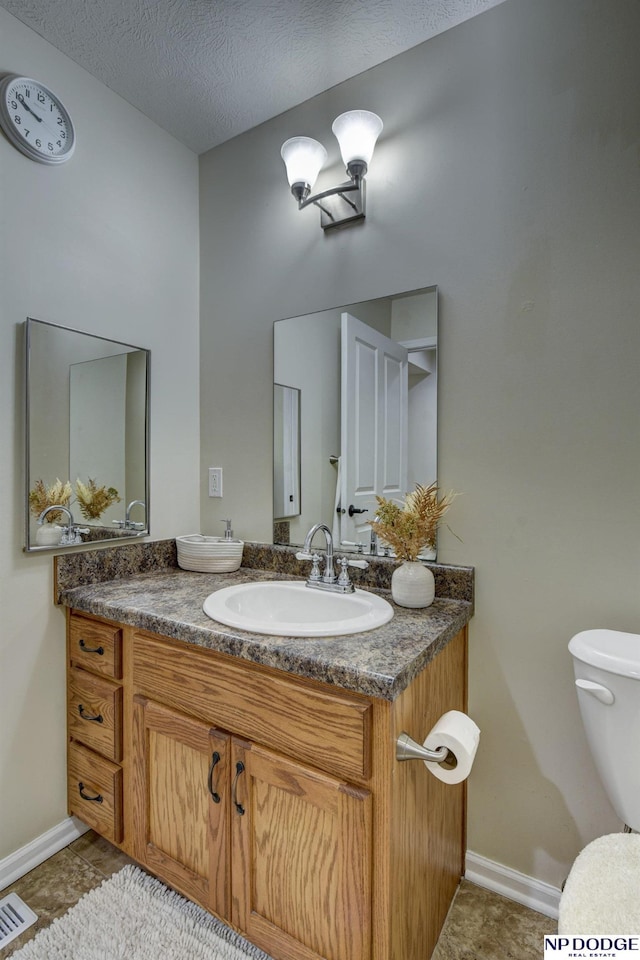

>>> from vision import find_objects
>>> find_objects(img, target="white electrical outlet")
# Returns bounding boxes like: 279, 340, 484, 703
208, 467, 223, 498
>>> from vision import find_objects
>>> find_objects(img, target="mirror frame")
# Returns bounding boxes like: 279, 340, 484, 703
24, 317, 151, 552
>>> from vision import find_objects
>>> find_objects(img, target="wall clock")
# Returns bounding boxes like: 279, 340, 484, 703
0, 74, 75, 164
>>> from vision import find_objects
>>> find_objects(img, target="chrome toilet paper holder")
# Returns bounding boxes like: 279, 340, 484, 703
396, 732, 455, 767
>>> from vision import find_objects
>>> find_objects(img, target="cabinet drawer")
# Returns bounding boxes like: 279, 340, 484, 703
68, 742, 123, 844
133, 632, 372, 781
69, 614, 122, 680
68, 667, 122, 762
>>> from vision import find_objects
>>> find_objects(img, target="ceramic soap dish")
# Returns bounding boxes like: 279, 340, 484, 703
176, 535, 244, 573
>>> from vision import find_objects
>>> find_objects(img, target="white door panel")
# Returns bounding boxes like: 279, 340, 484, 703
341, 313, 408, 546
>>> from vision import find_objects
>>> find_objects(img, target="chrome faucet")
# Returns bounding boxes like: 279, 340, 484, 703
38, 505, 86, 545
114, 500, 146, 531
125, 500, 146, 530
296, 522, 368, 593
302, 522, 335, 583
369, 524, 378, 556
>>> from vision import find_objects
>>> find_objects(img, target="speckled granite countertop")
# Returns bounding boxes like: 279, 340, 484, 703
57, 556, 473, 701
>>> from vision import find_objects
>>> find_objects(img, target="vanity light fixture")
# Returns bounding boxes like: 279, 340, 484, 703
280, 110, 383, 231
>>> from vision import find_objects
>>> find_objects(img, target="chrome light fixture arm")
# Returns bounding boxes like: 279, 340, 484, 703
291, 175, 365, 228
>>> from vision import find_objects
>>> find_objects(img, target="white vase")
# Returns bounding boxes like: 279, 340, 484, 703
391, 560, 435, 608
35, 523, 63, 546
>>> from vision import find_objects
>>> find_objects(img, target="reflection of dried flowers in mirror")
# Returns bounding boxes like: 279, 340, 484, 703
29, 478, 73, 523
75, 478, 121, 521
370, 482, 457, 562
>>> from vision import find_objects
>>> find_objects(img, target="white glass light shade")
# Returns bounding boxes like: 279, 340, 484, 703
331, 110, 383, 168
280, 137, 327, 189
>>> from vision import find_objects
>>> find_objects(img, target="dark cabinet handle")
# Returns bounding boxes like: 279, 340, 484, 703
78, 782, 103, 803
78, 704, 103, 723
348, 504, 368, 517
79, 639, 104, 655
208, 751, 221, 803
232, 761, 245, 815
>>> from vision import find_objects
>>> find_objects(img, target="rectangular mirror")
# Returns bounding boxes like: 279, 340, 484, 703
25, 317, 150, 551
273, 285, 437, 556
273, 383, 301, 519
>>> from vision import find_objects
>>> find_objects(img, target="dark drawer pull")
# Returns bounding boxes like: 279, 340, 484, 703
78, 782, 103, 803
232, 760, 245, 815
208, 751, 221, 803
79, 639, 104, 655
78, 704, 104, 723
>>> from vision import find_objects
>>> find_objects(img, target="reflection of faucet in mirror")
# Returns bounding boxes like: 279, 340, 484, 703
370, 524, 378, 557
38, 505, 88, 545
113, 500, 146, 531
126, 500, 146, 530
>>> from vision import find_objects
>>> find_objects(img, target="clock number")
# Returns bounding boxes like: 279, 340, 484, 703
35, 138, 41, 148
57, 116, 63, 125
14, 114, 21, 125
24, 88, 30, 98
48, 142, 53, 151
11, 99, 17, 110
37, 91, 45, 103
24, 128, 30, 138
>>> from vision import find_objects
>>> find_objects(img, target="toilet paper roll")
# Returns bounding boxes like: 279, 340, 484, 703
422, 710, 480, 784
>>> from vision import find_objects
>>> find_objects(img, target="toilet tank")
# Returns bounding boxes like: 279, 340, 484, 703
569, 629, 640, 832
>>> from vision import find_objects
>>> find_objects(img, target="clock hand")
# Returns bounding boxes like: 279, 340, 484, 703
17, 94, 43, 122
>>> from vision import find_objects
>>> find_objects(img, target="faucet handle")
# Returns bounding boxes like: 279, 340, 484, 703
337, 557, 352, 587
295, 551, 323, 582
337, 556, 369, 586
341, 540, 364, 554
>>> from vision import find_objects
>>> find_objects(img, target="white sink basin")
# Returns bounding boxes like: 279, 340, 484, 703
203, 580, 393, 637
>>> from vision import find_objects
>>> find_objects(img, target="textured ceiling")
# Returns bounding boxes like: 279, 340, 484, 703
0, 0, 507, 154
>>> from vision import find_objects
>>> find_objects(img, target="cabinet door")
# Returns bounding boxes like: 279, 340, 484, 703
231, 740, 372, 960
132, 695, 230, 918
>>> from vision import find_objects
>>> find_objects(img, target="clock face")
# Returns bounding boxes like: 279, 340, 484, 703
0, 75, 75, 164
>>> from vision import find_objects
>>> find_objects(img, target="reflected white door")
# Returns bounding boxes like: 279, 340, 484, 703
340, 313, 408, 546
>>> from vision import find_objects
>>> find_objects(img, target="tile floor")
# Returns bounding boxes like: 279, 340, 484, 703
1, 831, 555, 958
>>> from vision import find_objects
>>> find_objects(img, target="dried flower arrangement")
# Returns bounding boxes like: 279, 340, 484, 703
29, 478, 73, 524
370, 482, 457, 562
75, 478, 121, 521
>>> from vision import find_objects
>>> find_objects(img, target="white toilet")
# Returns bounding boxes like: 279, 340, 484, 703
569, 628, 640, 833
560, 629, 640, 934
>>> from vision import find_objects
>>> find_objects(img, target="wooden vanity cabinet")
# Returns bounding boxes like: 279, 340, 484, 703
66, 610, 468, 960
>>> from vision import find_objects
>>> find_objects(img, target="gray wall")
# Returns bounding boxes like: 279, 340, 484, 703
200, 0, 640, 888
0, 6, 201, 859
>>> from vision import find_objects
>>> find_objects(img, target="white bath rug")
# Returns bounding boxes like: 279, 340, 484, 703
12, 864, 274, 959
559, 832, 640, 934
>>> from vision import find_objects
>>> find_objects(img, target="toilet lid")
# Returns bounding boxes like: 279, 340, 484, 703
569, 629, 640, 679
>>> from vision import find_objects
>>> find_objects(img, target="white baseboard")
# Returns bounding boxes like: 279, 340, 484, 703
0, 817, 90, 891
465, 849, 561, 920
1, 823, 562, 921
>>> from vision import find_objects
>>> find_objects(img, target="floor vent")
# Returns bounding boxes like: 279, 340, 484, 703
0, 892, 38, 948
